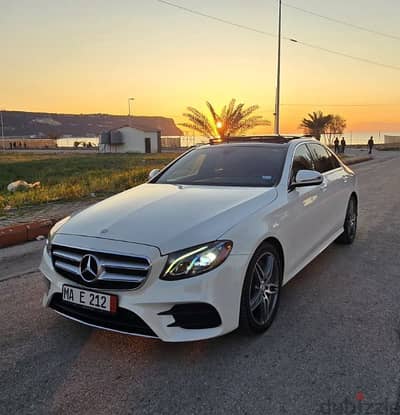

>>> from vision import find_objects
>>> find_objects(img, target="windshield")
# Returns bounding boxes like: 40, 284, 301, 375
154, 145, 288, 187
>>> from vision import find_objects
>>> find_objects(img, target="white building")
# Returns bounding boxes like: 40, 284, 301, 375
384, 135, 400, 145
99, 125, 161, 153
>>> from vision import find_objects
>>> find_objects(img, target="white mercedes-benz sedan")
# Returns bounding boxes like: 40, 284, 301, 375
40, 137, 358, 342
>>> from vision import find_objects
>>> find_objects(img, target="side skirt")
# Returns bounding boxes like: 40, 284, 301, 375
283, 227, 344, 285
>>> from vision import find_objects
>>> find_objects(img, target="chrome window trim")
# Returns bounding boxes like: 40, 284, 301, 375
305, 142, 345, 176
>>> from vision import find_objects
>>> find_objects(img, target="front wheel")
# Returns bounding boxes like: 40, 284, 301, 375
239, 242, 283, 334
336, 196, 357, 244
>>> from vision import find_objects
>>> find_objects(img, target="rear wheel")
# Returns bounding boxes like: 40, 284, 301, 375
336, 196, 357, 244
239, 242, 282, 334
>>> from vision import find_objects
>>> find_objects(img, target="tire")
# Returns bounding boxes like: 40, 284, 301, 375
336, 196, 357, 244
239, 242, 283, 334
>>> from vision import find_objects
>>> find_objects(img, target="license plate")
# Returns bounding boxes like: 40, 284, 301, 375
62, 285, 117, 313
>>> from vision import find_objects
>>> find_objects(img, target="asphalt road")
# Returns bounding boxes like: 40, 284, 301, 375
0, 240, 45, 282
1, 152, 400, 415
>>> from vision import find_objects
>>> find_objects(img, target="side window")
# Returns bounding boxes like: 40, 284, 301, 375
307, 143, 334, 173
291, 144, 314, 181
326, 148, 341, 169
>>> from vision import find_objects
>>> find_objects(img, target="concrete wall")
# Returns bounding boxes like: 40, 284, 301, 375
0, 138, 57, 149
384, 135, 400, 144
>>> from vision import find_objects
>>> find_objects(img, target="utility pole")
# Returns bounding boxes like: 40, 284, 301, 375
0, 110, 4, 150
274, 0, 282, 136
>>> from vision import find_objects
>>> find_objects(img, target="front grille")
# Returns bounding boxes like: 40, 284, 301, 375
50, 293, 157, 337
51, 244, 151, 289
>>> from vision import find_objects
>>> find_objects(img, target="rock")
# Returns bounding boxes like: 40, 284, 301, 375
7, 180, 41, 192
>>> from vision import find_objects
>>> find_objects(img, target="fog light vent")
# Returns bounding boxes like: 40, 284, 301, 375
159, 303, 222, 329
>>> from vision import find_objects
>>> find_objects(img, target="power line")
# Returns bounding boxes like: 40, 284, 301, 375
289, 39, 400, 72
281, 103, 400, 107
154, 0, 400, 72
282, 2, 400, 42
155, 0, 276, 38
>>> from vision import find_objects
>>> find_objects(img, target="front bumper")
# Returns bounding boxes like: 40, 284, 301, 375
40, 234, 249, 342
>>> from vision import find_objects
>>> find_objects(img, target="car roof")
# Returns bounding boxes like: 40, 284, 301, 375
200, 136, 318, 149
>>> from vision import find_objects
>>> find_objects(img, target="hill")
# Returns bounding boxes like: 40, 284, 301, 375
1, 111, 183, 137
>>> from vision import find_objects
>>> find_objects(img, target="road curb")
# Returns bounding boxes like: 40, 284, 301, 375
344, 156, 373, 165
0, 218, 59, 249
0, 269, 39, 283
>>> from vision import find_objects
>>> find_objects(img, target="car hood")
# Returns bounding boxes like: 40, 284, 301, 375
58, 183, 277, 254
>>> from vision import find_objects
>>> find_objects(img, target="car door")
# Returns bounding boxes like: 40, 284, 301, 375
323, 147, 351, 232
307, 143, 344, 241
284, 144, 327, 277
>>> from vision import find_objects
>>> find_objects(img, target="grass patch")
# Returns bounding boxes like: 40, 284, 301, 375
0, 152, 179, 213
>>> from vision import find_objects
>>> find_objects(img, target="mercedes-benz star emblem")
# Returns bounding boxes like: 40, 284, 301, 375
80, 254, 101, 282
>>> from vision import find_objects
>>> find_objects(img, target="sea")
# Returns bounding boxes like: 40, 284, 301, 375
315, 131, 400, 145
56, 132, 400, 148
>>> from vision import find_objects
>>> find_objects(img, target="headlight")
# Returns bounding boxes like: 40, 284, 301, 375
46, 216, 71, 254
161, 240, 233, 281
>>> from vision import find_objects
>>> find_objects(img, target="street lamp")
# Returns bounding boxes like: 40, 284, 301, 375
274, 0, 282, 136
128, 97, 135, 126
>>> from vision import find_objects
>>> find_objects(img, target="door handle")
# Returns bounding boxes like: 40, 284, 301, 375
320, 182, 328, 192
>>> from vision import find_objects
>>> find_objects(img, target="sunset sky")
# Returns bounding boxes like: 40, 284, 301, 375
2, 0, 400, 133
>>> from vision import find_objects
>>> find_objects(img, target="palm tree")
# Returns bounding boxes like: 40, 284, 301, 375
325, 115, 347, 145
300, 111, 333, 141
181, 99, 270, 140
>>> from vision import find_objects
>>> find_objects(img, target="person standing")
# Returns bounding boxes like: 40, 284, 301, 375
334, 137, 340, 154
340, 137, 346, 154
368, 136, 374, 154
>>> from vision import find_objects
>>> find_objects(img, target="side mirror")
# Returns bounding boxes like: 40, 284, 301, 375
292, 169, 323, 188
148, 169, 160, 181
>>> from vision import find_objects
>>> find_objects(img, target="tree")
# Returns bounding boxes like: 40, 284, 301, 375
181, 99, 270, 140
300, 111, 333, 141
325, 115, 347, 145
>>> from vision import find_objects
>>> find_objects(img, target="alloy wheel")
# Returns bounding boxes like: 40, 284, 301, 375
347, 199, 357, 239
249, 252, 280, 325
